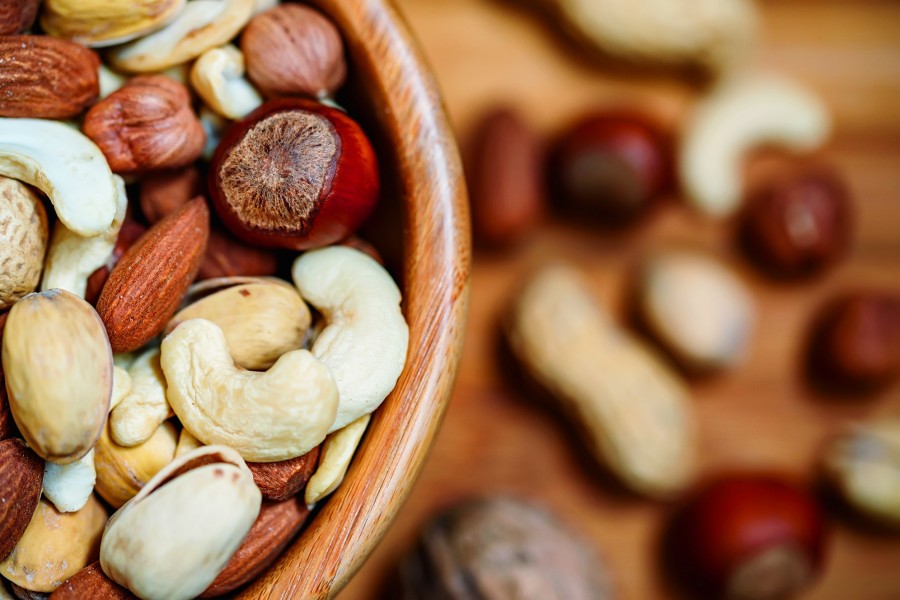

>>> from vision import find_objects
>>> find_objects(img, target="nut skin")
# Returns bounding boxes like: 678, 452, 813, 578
740, 170, 852, 278
210, 98, 380, 250
0, 438, 43, 561
83, 75, 205, 175
139, 166, 204, 225
0, 36, 100, 118
97, 197, 210, 353
247, 445, 320, 501
50, 562, 136, 600
84, 218, 148, 305
466, 107, 544, 249
0, 1, 39, 35
241, 4, 346, 99
666, 474, 827, 600
806, 291, 900, 391
549, 111, 671, 226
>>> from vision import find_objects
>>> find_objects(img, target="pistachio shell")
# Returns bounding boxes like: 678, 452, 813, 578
94, 420, 178, 508
41, 0, 186, 47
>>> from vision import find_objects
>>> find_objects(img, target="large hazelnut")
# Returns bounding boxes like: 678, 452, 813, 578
740, 170, 852, 278
0, 1, 39, 35
83, 75, 205, 175
241, 4, 346, 99
209, 98, 380, 250
549, 111, 671, 226
466, 107, 544, 248
666, 474, 828, 600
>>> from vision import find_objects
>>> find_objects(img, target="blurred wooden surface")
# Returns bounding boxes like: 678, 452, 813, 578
340, 0, 900, 598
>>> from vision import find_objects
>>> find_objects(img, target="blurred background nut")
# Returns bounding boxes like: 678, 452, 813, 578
241, 3, 346, 99
83, 75, 205, 175
466, 107, 544, 249
823, 420, 900, 528
739, 170, 852, 279
109, 348, 170, 447
392, 497, 613, 600
139, 166, 203, 224
0, 438, 43, 561
0, 0, 39, 35
636, 249, 755, 372
0, 36, 100, 119
549, 111, 670, 227
95, 420, 178, 508
0, 177, 48, 309
40, 0, 186, 47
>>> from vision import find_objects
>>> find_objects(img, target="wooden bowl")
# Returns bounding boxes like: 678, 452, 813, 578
239, 0, 470, 598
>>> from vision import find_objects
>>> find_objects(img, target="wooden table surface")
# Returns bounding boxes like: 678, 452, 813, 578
340, 0, 900, 598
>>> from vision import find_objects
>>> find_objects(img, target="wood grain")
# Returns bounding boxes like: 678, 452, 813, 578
239, 0, 470, 598
338, 1, 900, 599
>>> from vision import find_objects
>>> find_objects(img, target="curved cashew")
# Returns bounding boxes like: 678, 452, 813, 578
42, 449, 96, 513
305, 413, 370, 505
161, 318, 339, 462
292, 246, 409, 432
109, 365, 133, 412
0, 118, 118, 237
41, 175, 128, 298
680, 72, 830, 217
108, 0, 255, 73
110, 347, 172, 447
191, 45, 263, 120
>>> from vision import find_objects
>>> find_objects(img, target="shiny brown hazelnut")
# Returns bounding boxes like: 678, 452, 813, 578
82, 75, 206, 175
0, 1, 39, 35
241, 4, 346, 100
740, 170, 852, 278
549, 111, 671, 226
466, 107, 544, 248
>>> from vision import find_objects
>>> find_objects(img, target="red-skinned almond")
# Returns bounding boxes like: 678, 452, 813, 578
0, 438, 43, 560
247, 446, 320, 501
97, 198, 210, 353
50, 562, 136, 600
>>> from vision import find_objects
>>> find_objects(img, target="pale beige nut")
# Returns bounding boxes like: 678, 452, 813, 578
190, 45, 262, 120
305, 413, 370, 505
107, 0, 255, 73
0, 177, 48, 309
175, 427, 203, 457
824, 420, 900, 528
95, 420, 178, 509
110, 347, 171, 448
252, 0, 278, 15
42, 450, 96, 513
3, 290, 112, 464
100, 445, 261, 600
505, 264, 696, 497
0, 496, 108, 593
167, 280, 310, 371
98, 65, 128, 99
41, 0, 186, 47
292, 246, 409, 432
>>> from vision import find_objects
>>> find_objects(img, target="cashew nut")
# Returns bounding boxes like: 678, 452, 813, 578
108, 0, 255, 73
110, 347, 172, 448
191, 45, 263, 120
41, 449, 96, 513
175, 427, 203, 458
305, 413, 370, 505
292, 246, 409, 432
109, 365, 133, 412
0, 118, 118, 237
161, 318, 339, 462
680, 72, 831, 217
41, 175, 128, 298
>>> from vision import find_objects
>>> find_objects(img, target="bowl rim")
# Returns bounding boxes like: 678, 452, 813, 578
238, 0, 471, 598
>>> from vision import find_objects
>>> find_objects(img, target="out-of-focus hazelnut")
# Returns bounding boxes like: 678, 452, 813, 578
139, 166, 205, 225
739, 170, 852, 278
0, 0, 39, 35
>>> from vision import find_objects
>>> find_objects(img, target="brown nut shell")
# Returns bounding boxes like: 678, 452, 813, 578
0, 438, 43, 560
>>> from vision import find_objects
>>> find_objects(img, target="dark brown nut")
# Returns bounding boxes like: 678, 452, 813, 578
247, 446, 321, 501
549, 111, 671, 226
466, 107, 544, 249
0, 1, 39, 35
82, 75, 205, 176
49, 562, 136, 600
241, 4, 346, 99
198, 229, 280, 281
740, 170, 852, 278
0, 438, 44, 561
139, 166, 204, 225
0, 35, 100, 119
85, 218, 148, 305
392, 497, 613, 600
806, 291, 900, 391
340, 236, 383, 265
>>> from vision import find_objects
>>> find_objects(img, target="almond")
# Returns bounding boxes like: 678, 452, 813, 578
0, 439, 44, 560
200, 497, 312, 598
97, 197, 210, 353
247, 445, 320, 501
0, 35, 100, 119
50, 562, 136, 600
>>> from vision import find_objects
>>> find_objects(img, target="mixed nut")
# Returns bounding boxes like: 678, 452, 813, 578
0, 1, 410, 598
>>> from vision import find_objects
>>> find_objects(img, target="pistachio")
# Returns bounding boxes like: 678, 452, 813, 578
94, 421, 178, 509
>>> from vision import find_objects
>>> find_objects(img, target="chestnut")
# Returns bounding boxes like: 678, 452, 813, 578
209, 98, 380, 250
548, 111, 671, 226
739, 170, 852, 278
666, 474, 828, 600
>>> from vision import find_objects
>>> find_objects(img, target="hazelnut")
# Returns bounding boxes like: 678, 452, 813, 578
740, 170, 852, 278
83, 75, 206, 175
466, 107, 544, 248
0, 1, 38, 35
806, 291, 900, 392
549, 111, 671, 226
139, 166, 205, 225
241, 4, 346, 100
209, 98, 380, 250
666, 474, 828, 600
